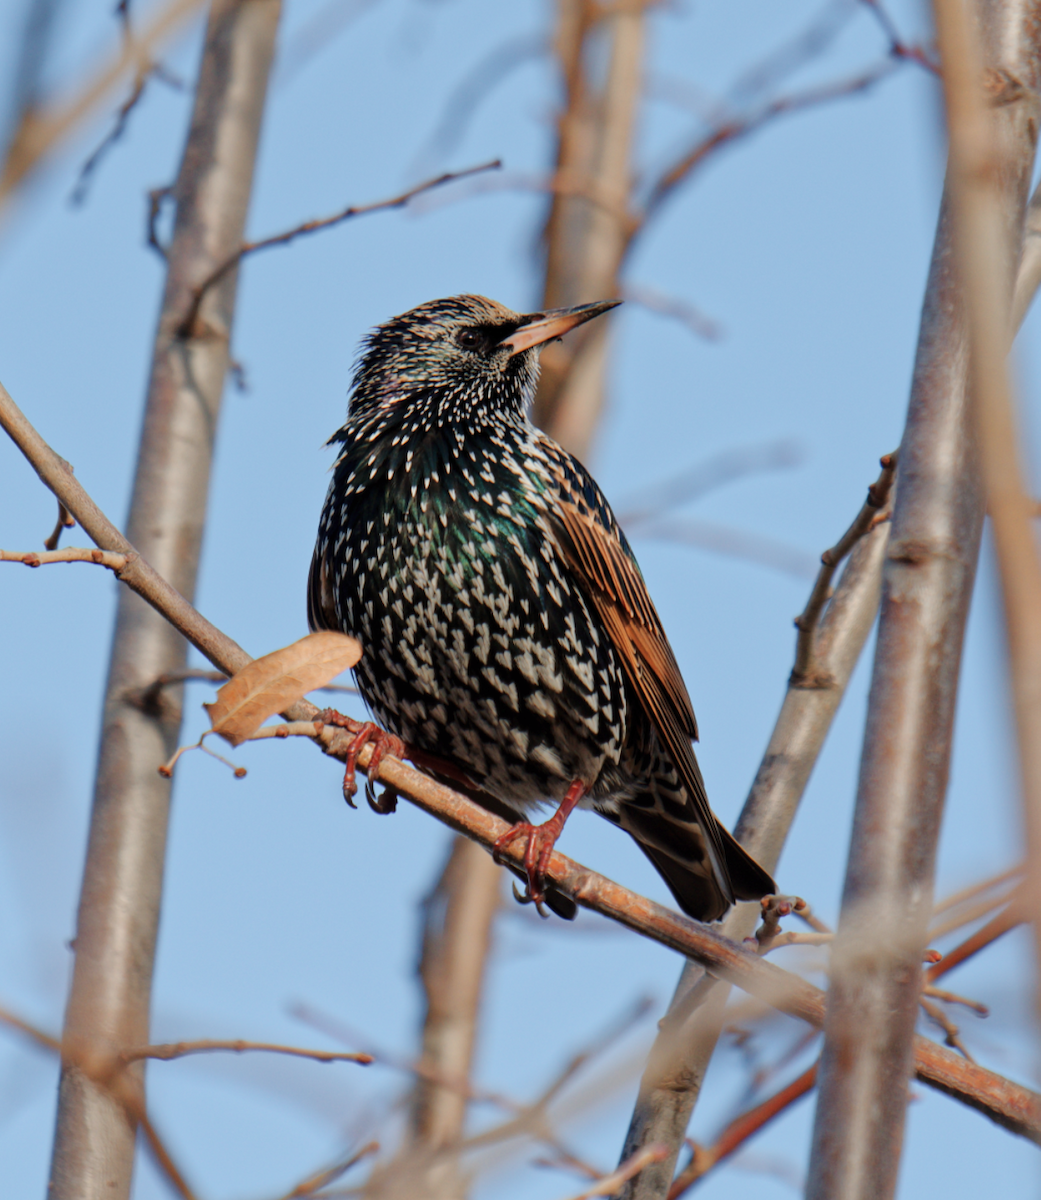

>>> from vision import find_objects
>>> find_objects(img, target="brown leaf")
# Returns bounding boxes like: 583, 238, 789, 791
204, 631, 362, 746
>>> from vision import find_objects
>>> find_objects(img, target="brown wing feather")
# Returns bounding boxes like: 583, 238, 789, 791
553, 499, 698, 740
552, 496, 733, 901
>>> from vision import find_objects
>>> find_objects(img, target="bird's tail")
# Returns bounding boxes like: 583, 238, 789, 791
610, 798, 776, 923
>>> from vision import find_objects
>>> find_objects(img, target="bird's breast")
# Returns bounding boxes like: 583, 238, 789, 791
326, 432, 633, 806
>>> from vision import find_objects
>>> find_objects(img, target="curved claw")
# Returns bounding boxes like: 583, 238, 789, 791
512, 880, 551, 919
366, 779, 399, 815
493, 820, 556, 911
318, 715, 406, 806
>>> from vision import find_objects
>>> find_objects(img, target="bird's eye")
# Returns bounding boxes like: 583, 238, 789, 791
456, 328, 484, 351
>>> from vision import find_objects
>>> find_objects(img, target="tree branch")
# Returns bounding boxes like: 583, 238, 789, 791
45, 2, 282, 1195
403, 837, 502, 1200
932, 0, 1041, 1028
806, 5, 1041, 1196
121, 1038, 373, 1065
616, 454, 896, 1199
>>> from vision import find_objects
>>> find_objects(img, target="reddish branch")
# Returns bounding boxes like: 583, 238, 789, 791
669, 1062, 819, 1197
926, 901, 1024, 986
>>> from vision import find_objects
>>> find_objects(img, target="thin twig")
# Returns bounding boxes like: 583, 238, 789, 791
668, 1062, 818, 1197
922, 985, 989, 1016
635, 517, 818, 579
176, 160, 502, 339
621, 283, 722, 341
858, 0, 939, 72
0, 1002, 60, 1052
69, 71, 147, 206
276, 1141, 379, 1200
0, 0, 207, 204
919, 995, 974, 1061
926, 902, 1023, 986
0, 1004, 198, 1200
121, 1038, 373, 1066
617, 440, 805, 528
557, 1146, 669, 1200
1, 546, 130, 570
638, 61, 900, 233
931, 863, 1023, 918
792, 451, 898, 684
44, 499, 76, 550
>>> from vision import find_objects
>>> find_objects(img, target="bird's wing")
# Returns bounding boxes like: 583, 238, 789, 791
547, 463, 734, 903
307, 540, 339, 633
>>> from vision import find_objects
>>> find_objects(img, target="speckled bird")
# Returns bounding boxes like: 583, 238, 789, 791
308, 295, 775, 921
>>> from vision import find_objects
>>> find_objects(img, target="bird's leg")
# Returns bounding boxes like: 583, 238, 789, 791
492, 780, 587, 910
317, 710, 406, 809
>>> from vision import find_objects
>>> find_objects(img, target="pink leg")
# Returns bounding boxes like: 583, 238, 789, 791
492, 780, 587, 909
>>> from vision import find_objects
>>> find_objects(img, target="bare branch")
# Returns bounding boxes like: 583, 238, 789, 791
1, 546, 130, 570
1011, 178, 1041, 325
637, 61, 900, 235
176, 159, 502, 339
634, 516, 819, 580
410, 32, 546, 176
276, 1141, 379, 1200
617, 440, 805, 527
403, 837, 501, 1200
44, 1, 283, 1194
922, 984, 988, 1015
619, 283, 723, 342
43, 497, 76, 550
557, 1146, 669, 1200
668, 1062, 819, 1197
0, 1004, 198, 1200
919, 995, 974, 1060
532, 0, 644, 456
616, 452, 894, 1198
122, 1038, 373, 1066
792, 452, 897, 685
0, 1002, 60, 1052
931, 863, 1023, 919
926, 902, 1024, 986
806, 5, 1041, 1195
932, 0, 1041, 1028
69, 51, 183, 208
0, 0, 207, 206
858, 0, 940, 72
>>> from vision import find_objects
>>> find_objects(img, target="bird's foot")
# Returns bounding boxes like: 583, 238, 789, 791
317, 711, 406, 811
492, 780, 587, 917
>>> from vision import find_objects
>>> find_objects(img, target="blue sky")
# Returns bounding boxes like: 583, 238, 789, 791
1, 0, 1038, 1196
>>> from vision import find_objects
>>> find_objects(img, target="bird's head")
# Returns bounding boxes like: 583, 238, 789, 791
346, 294, 619, 428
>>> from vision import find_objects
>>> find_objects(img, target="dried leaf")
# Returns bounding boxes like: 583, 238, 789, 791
204, 631, 362, 746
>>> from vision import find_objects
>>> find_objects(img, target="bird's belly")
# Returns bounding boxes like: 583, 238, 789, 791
343, 509, 631, 810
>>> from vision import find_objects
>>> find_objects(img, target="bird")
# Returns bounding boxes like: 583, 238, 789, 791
308, 294, 776, 922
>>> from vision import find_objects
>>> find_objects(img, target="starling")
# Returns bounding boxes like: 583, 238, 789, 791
309, 295, 775, 921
